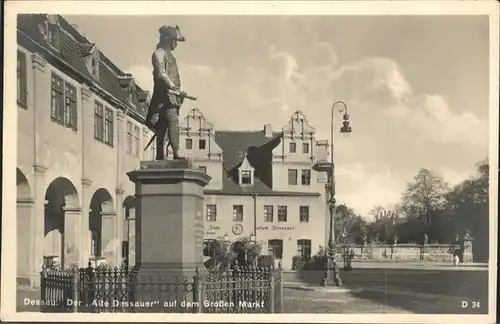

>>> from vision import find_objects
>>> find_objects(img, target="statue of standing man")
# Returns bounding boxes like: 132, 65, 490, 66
145, 24, 187, 160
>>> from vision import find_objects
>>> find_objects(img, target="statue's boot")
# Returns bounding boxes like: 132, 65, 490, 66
166, 109, 186, 160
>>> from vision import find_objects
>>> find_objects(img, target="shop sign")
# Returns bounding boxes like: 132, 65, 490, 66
256, 225, 296, 231
206, 224, 220, 235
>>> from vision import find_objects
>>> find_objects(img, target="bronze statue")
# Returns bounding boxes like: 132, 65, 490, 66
145, 24, 190, 160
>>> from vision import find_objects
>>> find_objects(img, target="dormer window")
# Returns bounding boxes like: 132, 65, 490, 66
117, 73, 135, 101
36, 14, 60, 48
80, 43, 100, 79
91, 56, 98, 76
89, 53, 100, 78
237, 152, 255, 186
241, 170, 253, 185
136, 90, 150, 110
128, 83, 135, 101
47, 24, 60, 47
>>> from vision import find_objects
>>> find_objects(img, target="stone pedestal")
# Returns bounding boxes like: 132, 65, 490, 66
127, 160, 211, 311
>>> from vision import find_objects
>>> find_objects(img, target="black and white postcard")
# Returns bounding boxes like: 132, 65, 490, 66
2, 1, 499, 323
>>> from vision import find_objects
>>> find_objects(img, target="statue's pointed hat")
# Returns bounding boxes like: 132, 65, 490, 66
158, 24, 185, 42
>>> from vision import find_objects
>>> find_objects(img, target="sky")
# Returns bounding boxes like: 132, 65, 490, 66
66, 15, 490, 218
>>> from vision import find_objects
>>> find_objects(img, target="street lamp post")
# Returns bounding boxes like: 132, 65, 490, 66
250, 231, 256, 265
223, 233, 230, 268
322, 101, 352, 288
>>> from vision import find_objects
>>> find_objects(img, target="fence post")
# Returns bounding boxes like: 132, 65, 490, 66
192, 267, 202, 314
269, 265, 275, 313
278, 261, 283, 313
40, 270, 46, 312
72, 268, 80, 313
251, 265, 256, 304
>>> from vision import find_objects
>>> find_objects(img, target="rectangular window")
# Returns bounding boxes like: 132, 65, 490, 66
17, 51, 27, 107
51, 74, 65, 122
289, 142, 296, 153
268, 239, 283, 259
241, 170, 252, 184
134, 125, 140, 157
185, 138, 193, 150
94, 102, 104, 141
126, 121, 133, 154
51, 73, 77, 130
199, 166, 207, 173
301, 169, 311, 185
277, 206, 287, 222
302, 142, 309, 154
232, 205, 243, 222
297, 239, 312, 258
299, 206, 309, 222
104, 108, 114, 146
199, 139, 206, 150
206, 204, 217, 222
64, 83, 77, 129
288, 169, 298, 185
264, 205, 273, 222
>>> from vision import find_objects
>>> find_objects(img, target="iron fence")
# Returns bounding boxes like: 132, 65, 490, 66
40, 261, 283, 314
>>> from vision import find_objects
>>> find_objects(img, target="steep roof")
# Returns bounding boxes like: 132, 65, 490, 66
212, 131, 281, 194
16, 14, 148, 123
208, 130, 319, 197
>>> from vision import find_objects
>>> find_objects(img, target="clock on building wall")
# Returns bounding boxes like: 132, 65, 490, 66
232, 224, 243, 235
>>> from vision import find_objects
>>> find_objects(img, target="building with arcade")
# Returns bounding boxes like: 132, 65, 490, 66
15, 14, 331, 287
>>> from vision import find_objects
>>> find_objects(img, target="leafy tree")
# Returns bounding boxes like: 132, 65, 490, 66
357, 161, 488, 249
335, 204, 368, 245
367, 206, 400, 244
400, 168, 449, 242
238, 237, 262, 264
204, 236, 263, 270
445, 159, 489, 260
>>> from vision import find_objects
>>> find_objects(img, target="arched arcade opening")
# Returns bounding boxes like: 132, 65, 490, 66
88, 188, 115, 261
44, 177, 80, 268
122, 195, 136, 267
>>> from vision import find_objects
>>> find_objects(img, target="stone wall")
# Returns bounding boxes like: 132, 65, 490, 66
347, 242, 473, 263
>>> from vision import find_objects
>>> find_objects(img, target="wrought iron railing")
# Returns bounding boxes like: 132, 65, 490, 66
40, 261, 283, 314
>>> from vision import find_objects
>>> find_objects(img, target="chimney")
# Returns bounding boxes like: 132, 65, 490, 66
264, 124, 273, 137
